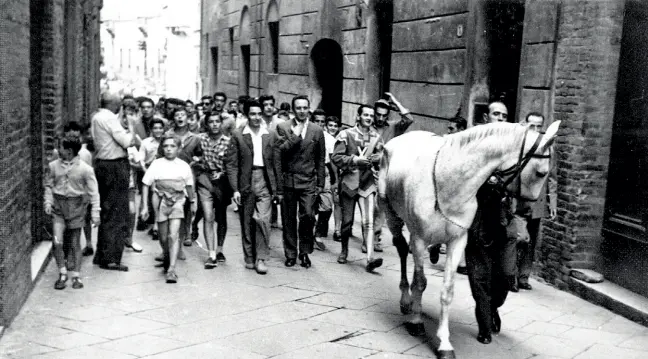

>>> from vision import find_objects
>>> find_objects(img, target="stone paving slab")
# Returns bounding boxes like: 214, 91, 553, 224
1, 207, 648, 358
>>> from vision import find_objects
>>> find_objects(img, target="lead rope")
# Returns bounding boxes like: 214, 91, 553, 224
432, 142, 470, 231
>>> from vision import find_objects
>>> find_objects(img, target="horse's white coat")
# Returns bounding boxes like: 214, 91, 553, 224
378, 122, 559, 356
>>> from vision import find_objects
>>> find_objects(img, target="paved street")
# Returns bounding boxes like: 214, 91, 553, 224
1, 208, 647, 359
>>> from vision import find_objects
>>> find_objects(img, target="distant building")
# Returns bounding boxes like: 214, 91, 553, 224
0, 0, 102, 327
200, 0, 647, 323
101, 0, 201, 100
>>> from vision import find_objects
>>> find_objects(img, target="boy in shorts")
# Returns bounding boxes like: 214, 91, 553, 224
140, 134, 197, 283
44, 136, 100, 289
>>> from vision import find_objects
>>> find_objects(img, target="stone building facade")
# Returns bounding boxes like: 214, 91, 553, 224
0, 0, 102, 327
200, 0, 646, 319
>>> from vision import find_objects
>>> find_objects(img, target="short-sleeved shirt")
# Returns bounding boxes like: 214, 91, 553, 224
142, 157, 194, 201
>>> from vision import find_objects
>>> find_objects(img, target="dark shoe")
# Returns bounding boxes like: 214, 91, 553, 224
255, 260, 268, 274
337, 238, 349, 264
374, 242, 383, 252
509, 276, 519, 292
216, 252, 226, 262
183, 239, 193, 247
428, 245, 440, 264
477, 332, 492, 344
54, 274, 68, 290
299, 254, 311, 268
518, 282, 532, 290
166, 270, 178, 283
314, 239, 326, 251
285, 258, 296, 267
151, 229, 159, 241
366, 258, 383, 272
72, 277, 84, 289
204, 257, 218, 269
492, 310, 501, 334
154, 255, 164, 262
154, 262, 165, 268
82, 247, 94, 257
100, 263, 129, 272
191, 228, 199, 241
457, 266, 468, 275
333, 232, 341, 242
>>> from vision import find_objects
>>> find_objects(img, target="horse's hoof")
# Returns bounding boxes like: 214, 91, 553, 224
405, 322, 426, 336
400, 302, 412, 314
366, 258, 383, 272
437, 350, 456, 359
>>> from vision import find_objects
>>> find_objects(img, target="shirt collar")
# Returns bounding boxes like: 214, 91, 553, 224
243, 125, 269, 136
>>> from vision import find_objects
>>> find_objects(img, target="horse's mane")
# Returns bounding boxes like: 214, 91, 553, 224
445, 122, 527, 158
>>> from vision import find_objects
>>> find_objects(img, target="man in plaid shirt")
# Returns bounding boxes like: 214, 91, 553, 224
192, 111, 233, 268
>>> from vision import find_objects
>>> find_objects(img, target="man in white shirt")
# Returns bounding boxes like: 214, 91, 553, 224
226, 100, 280, 274
311, 109, 337, 250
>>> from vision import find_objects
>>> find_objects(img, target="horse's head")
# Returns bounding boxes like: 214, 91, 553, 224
499, 121, 561, 200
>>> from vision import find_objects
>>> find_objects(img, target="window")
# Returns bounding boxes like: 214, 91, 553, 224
229, 27, 234, 68
268, 21, 279, 73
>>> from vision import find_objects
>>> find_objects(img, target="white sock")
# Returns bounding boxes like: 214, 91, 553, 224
209, 250, 216, 259
59, 267, 67, 275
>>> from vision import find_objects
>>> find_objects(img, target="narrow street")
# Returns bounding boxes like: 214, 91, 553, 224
1, 209, 647, 359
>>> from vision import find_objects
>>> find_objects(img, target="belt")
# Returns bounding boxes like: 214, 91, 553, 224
96, 157, 128, 162
252, 166, 265, 170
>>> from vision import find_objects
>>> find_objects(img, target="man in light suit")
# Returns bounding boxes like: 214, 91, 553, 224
227, 99, 280, 274
274, 95, 326, 269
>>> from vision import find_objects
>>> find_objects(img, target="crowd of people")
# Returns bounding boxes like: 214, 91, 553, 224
44, 89, 556, 345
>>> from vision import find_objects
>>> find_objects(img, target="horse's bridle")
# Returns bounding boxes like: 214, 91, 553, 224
492, 128, 552, 199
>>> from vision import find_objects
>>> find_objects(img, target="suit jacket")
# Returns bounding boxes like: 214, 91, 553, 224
226, 127, 279, 195
274, 119, 326, 193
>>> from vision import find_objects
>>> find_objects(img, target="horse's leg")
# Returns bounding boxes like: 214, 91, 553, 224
406, 235, 427, 336
436, 232, 468, 359
360, 194, 382, 272
380, 196, 410, 314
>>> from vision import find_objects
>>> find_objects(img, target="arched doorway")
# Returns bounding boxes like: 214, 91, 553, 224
239, 6, 251, 96
310, 39, 343, 118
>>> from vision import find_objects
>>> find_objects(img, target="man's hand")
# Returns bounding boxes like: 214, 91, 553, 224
233, 191, 241, 206
140, 207, 149, 222
45, 203, 52, 215
385, 92, 396, 102
368, 153, 381, 164
91, 216, 101, 227
353, 156, 371, 169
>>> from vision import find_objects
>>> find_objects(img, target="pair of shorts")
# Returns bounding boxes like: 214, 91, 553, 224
52, 194, 87, 229
156, 196, 186, 222
318, 190, 334, 212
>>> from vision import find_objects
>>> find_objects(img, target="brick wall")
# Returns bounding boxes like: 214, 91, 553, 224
0, 0, 102, 327
538, 0, 624, 289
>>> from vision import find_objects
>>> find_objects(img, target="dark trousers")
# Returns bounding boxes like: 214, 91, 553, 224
53, 228, 82, 273
517, 218, 540, 283
281, 186, 317, 259
239, 169, 273, 264
315, 210, 332, 238
94, 158, 129, 265
339, 191, 357, 239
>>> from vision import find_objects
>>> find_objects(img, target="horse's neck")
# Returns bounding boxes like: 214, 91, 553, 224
437, 134, 520, 208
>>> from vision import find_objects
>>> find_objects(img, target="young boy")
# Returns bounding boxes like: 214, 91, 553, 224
325, 116, 342, 241
119, 99, 144, 253
138, 118, 165, 239
45, 136, 100, 289
140, 134, 197, 283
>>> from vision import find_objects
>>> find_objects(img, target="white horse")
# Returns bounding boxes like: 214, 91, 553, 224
377, 121, 560, 359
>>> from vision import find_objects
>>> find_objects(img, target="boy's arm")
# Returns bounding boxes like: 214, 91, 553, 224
44, 163, 54, 210
85, 167, 101, 219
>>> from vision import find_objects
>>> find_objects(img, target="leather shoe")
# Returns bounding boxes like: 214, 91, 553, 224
255, 259, 268, 274
299, 254, 311, 268
509, 276, 519, 292
477, 332, 492, 344
492, 310, 501, 334
519, 282, 532, 290
285, 258, 296, 267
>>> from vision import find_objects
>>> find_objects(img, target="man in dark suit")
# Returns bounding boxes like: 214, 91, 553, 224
274, 95, 326, 268
226, 100, 280, 274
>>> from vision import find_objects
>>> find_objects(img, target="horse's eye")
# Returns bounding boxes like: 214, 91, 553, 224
536, 171, 548, 178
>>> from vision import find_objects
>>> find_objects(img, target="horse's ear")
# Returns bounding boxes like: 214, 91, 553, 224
540, 120, 561, 151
